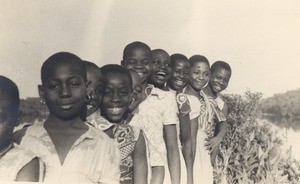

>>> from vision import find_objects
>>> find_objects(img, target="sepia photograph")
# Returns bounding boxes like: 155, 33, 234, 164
1, 0, 300, 183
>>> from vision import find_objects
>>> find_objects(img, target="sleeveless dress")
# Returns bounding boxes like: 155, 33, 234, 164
189, 91, 226, 184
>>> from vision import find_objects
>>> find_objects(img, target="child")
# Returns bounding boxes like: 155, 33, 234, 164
81, 60, 103, 122
17, 52, 120, 183
121, 42, 180, 184
0, 75, 40, 182
184, 55, 226, 184
128, 70, 143, 113
166, 53, 194, 184
149, 49, 171, 90
203, 61, 232, 165
98, 64, 147, 184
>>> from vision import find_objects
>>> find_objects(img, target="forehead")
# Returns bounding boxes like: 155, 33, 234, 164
152, 51, 169, 58
214, 67, 231, 76
126, 48, 151, 59
191, 61, 210, 71
173, 60, 190, 68
45, 63, 85, 81
104, 73, 131, 87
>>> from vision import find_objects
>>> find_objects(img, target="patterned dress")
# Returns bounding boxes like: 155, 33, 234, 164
188, 90, 226, 184
88, 114, 142, 184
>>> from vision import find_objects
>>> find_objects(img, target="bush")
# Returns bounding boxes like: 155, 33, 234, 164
214, 91, 300, 184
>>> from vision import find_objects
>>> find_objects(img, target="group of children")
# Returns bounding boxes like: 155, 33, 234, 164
0, 41, 232, 184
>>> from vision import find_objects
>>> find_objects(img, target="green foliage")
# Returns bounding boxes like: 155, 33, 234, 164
214, 90, 300, 184
258, 88, 300, 130
19, 97, 48, 124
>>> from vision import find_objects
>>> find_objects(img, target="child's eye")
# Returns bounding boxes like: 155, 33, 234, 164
204, 72, 211, 77
127, 59, 136, 65
47, 83, 59, 89
70, 81, 81, 87
103, 90, 112, 96
120, 89, 129, 96
165, 62, 171, 67
142, 59, 150, 65
152, 59, 159, 65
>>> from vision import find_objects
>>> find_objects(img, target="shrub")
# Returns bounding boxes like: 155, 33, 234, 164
214, 90, 300, 184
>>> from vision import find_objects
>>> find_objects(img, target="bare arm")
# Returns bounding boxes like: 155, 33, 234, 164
164, 124, 180, 184
179, 113, 194, 184
190, 117, 199, 159
133, 131, 148, 184
16, 157, 39, 182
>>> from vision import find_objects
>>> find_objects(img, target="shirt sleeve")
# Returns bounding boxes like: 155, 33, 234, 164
162, 92, 179, 125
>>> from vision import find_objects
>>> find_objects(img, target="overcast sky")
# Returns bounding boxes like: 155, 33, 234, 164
1, 0, 300, 99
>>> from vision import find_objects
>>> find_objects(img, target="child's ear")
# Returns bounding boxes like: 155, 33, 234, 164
85, 80, 92, 95
38, 85, 45, 100
121, 60, 124, 66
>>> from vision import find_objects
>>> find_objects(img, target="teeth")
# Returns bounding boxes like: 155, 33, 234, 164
156, 72, 166, 76
60, 105, 73, 109
176, 80, 184, 85
108, 107, 122, 115
138, 73, 144, 77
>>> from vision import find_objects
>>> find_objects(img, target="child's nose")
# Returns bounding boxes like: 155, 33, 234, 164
59, 84, 71, 97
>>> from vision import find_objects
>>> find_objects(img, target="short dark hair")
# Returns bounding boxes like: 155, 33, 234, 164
0, 75, 20, 114
41, 52, 86, 84
101, 64, 133, 88
123, 41, 151, 61
189, 55, 210, 67
170, 53, 189, 66
211, 61, 232, 75
82, 60, 101, 76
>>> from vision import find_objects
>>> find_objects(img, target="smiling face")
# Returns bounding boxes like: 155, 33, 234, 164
122, 48, 152, 84
39, 62, 87, 120
101, 73, 132, 124
149, 50, 171, 88
189, 61, 211, 91
86, 68, 103, 115
168, 60, 190, 91
209, 67, 231, 94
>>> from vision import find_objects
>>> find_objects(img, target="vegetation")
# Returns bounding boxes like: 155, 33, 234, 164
19, 97, 48, 124
214, 91, 300, 184
258, 88, 300, 130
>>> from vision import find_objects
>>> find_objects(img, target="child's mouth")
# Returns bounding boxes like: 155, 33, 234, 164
108, 107, 123, 115
155, 72, 167, 80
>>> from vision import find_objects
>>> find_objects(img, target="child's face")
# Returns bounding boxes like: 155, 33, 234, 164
0, 97, 15, 147
122, 48, 152, 84
86, 69, 103, 114
102, 73, 132, 123
168, 60, 190, 91
39, 63, 87, 120
149, 51, 171, 87
189, 61, 211, 91
209, 67, 231, 94
129, 72, 143, 112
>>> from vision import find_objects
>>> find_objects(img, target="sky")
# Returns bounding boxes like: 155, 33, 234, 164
1, 0, 300, 99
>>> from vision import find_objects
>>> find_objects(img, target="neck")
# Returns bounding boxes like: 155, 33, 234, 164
203, 85, 217, 99
46, 114, 84, 128
185, 83, 199, 96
